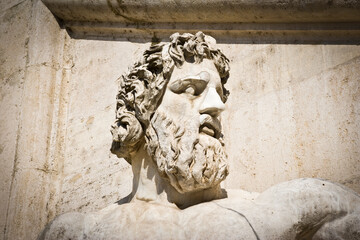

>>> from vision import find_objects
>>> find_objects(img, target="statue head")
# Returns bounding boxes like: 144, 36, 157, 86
111, 32, 230, 193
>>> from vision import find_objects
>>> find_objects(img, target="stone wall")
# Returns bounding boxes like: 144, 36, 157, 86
221, 44, 360, 193
1, 1, 69, 239
1, 0, 359, 239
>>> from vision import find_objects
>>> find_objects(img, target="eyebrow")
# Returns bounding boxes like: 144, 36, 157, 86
169, 71, 210, 95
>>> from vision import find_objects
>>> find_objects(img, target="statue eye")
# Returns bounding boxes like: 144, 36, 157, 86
169, 76, 208, 96
184, 85, 196, 95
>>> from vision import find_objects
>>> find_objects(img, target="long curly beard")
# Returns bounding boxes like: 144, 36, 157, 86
145, 110, 229, 193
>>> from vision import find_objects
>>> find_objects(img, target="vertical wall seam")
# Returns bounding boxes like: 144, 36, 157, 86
3, 21, 32, 240
46, 33, 72, 221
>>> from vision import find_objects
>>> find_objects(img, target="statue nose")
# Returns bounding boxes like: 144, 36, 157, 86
199, 87, 225, 117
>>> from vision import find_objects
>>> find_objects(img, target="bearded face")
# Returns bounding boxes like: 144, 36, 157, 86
144, 59, 229, 193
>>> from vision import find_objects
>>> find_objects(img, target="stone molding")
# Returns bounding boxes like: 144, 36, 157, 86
42, 0, 360, 42
42, 0, 360, 23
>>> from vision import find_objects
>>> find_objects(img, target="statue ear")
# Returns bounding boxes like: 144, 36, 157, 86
110, 112, 144, 163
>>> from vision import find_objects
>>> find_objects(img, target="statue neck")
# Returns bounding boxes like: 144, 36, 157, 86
129, 144, 226, 209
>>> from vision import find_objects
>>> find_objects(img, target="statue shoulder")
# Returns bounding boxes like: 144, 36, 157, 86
38, 203, 136, 240
38, 212, 86, 240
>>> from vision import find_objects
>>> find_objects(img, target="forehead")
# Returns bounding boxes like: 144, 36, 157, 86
169, 59, 220, 81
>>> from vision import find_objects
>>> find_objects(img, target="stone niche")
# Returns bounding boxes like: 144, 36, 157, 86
0, 0, 360, 239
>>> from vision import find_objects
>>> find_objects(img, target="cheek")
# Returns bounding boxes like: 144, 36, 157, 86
162, 93, 195, 114
163, 96, 200, 126
161, 95, 185, 114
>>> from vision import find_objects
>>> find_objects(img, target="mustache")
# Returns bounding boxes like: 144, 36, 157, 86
199, 114, 222, 139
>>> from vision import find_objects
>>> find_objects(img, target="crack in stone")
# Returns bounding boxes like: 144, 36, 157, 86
213, 202, 261, 240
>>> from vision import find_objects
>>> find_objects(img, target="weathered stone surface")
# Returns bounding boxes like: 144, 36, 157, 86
40, 179, 360, 240
39, 31, 360, 240
0, 0, 30, 236
42, 0, 360, 23
41, 0, 360, 42
221, 44, 360, 193
1, 1, 360, 239
0, 1, 71, 239
1, 1, 70, 239
58, 39, 134, 214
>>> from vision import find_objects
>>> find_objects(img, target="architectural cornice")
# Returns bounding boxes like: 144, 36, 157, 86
42, 0, 360, 43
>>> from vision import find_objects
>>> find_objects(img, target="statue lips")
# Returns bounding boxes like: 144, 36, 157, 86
199, 114, 222, 139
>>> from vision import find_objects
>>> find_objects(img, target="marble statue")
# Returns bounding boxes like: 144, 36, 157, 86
39, 32, 360, 240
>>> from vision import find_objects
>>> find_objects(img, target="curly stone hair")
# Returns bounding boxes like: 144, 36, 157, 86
111, 32, 230, 163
